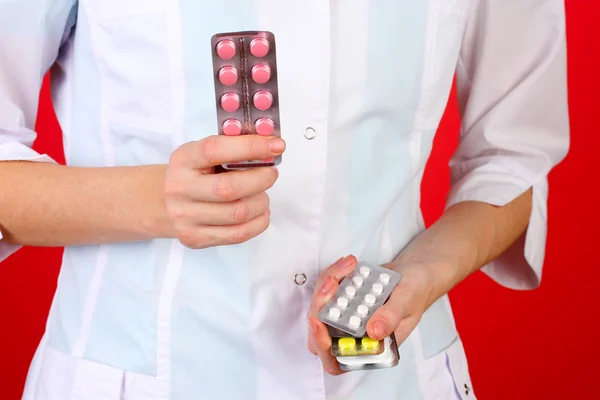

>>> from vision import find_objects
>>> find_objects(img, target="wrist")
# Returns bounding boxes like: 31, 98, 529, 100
138, 164, 178, 240
388, 251, 462, 309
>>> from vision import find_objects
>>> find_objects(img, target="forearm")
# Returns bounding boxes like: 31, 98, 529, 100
0, 162, 173, 247
391, 189, 533, 305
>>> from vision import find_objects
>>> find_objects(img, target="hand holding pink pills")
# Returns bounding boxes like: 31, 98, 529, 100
211, 31, 282, 169
163, 134, 286, 249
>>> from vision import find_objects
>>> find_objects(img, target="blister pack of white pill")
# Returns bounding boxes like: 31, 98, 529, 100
317, 263, 401, 338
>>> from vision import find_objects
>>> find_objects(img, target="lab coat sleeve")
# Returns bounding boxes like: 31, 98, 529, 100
448, 0, 570, 290
0, 0, 77, 261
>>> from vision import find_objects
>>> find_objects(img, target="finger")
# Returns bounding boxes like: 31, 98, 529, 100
366, 286, 413, 340
308, 276, 340, 319
178, 192, 270, 226
308, 256, 358, 318
174, 135, 286, 170
309, 316, 345, 376
393, 315, 420, 346
178, 209, 270, 249
192, 167, 279, 203
316, 342, 345, 376
314, 255, 358, 289
307, 334, 317, 356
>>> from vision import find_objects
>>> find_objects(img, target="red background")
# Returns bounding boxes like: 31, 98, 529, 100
1, 2, 598, 398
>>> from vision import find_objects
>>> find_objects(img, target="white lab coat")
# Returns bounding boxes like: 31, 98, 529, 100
0, 0, 569, 399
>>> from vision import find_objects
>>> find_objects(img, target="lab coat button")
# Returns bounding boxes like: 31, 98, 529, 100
294, 273, 307, 286
464, 383, 472, 395
304, 127, 316, 140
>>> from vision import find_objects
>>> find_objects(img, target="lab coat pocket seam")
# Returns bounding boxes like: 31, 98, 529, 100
84, 0, 174, 130
443, 338, 477, 400
122, 369, 167, 400
36, 343, 165, 400
70, 353, 126, 400
414, 1, 468, 132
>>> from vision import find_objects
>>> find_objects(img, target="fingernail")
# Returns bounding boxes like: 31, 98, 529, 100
372, 320, 387, 340
309, 320, 319, 335
320, 276, 334, 294
269, 138, 286, 153
339, 255, 355, 268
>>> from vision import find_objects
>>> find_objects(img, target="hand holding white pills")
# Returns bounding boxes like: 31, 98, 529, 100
163, 135, 286, 249
317, 263, 401, 338
306, 255, 434, 376
362, 261, 438, 351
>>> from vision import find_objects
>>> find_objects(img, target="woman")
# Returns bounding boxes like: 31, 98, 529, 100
0, 0, 568, 399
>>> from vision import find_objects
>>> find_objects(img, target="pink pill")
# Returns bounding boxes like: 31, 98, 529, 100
253, 91, 273, 111
255, 117, 274, 136
216, 40, 236, 60
250, 37, 270, 57
220, 93, 240, 113
261, 158, 275, 163
251, 64, 271, 84
222, 119, 242, 136
219, 66, 238, 86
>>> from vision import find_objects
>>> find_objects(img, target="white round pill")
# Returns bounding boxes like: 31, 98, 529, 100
357, 304, 369, 316
372, 283, 383, 294
328, 307, 341, 319
352, 276, 364, 287
379, 273, 391, 284
345, 286, 357, 297
349, 315, 362, 328
365, 293, 377, 305
337, 297, 349, 308
359, 266, 371, 277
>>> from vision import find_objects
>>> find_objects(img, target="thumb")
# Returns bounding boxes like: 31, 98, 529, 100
366, 290, 411, 340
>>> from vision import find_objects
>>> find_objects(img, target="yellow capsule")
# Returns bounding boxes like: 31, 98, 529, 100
338, 337, 357, 356
361, 337, 380, 353
338, 337, 356, 350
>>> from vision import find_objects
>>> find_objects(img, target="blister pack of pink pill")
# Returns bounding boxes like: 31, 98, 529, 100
210, 31, 281, 170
